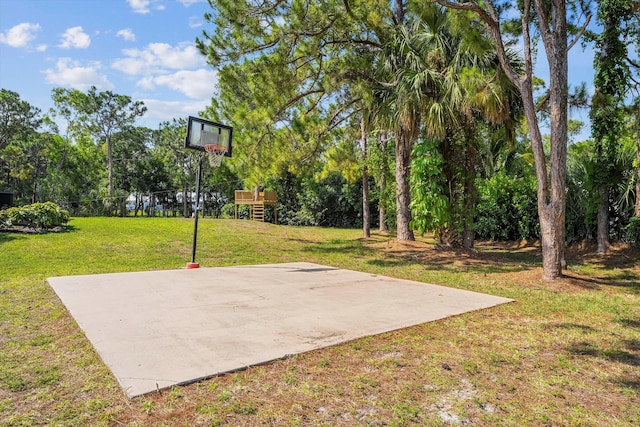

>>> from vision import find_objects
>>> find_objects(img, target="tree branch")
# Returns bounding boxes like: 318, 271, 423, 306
321, 38, 383, 50
532, 0, 553, 57
435, 0, 523, 86
275, 88, 326, 117
567, 13, 592, 52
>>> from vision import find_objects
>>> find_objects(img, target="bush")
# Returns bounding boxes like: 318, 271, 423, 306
625, 217, 640, 247
475, 171, 539, 241
0, 202, 69, 231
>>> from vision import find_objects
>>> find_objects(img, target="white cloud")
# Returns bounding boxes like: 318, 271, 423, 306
188, 16, 202, 28
177, 0, 205, 6
112, 42, 204, 75
0, 22, 41, 48
127, 0, 151, 13
117, 28, 136, 41
139, 98, 210, 121
58, 26, 91, 49
127, 0, 165, 14
44, 58, 114, 90
36, 44, 48, 52
136, 69, 217, 99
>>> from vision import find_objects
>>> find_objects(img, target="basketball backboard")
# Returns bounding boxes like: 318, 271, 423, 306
185, 116, 233, 157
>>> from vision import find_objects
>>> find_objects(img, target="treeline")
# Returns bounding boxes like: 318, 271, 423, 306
1, 84, 637, 246
196, 0, 639, 260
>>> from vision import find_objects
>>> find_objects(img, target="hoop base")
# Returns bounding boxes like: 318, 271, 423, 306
186, 262, 200, 269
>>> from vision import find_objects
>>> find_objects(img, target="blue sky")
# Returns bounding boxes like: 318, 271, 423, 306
0, 0, 215, 130
1, 0, 596, 138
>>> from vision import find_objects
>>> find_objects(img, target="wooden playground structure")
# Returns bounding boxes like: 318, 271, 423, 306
234, 190, 278, 223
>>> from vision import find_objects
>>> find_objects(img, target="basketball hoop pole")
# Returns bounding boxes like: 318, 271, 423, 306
187, 154, 204, 269
184, 116, 233, 269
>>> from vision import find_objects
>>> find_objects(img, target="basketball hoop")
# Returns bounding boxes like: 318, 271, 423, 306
204, 143, 227, 167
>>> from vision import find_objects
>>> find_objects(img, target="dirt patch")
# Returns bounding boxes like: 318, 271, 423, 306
373, 238, 638, 285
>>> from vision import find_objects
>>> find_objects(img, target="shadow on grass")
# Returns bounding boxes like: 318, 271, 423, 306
567, 341, 640, 367
0, 231, 18, 245
301, 235, 638, 281
619, 319, 640, 330
562, 272, 640, 293
549, 323, 597, 333
301, 239, 371, 256
615, 379, 640, 391
301, 238, 541, 275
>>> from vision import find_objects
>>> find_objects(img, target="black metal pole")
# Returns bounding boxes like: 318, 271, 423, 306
190, 154, 204, 265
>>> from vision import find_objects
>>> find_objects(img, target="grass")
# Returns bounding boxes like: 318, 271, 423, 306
1, 217, 639, 426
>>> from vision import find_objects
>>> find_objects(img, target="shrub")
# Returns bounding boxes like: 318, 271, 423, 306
0, 202, 69, 231
625, 217, 640, 247
475, 171, 539, 241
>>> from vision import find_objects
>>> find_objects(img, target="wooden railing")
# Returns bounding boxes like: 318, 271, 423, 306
234, 190, 278, 223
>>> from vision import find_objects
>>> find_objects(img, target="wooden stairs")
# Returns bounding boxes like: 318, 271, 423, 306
251, 204, 265, 221
234, 190, 278, 223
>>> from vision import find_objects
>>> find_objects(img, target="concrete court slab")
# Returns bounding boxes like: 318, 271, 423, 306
48, 262, 513, 398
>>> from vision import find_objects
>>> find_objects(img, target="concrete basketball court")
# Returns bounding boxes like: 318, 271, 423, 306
48, 262, 513, 398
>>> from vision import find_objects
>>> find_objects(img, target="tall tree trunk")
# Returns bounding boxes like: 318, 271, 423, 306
591, 6, 622, 255
547, 0, 569, 277
392, 0, 413, 241
519, 0, 568, 281
395, 125, 415, 241
520, 70, 566, 281
361, 118, 370, 238
596, 185, 609, 254
636, 104, 640, 217
463, 143, 477, 249
379, 133, 389, 232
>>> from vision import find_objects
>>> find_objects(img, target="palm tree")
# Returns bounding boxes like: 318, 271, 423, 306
379, 4, 522, 246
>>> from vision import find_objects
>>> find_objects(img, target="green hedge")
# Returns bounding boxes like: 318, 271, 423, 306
475, 171, 540, 241
0, 202, 70, 231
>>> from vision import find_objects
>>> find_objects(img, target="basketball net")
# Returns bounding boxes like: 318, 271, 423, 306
203, 143, 227, 168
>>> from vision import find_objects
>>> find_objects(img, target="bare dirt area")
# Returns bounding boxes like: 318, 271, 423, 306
375, 237, 639, 289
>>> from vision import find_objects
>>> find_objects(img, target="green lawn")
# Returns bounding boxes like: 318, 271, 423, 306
1, 217, 639, 426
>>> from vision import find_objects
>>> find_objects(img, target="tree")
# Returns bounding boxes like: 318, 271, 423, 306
0, 89, 44, 202
588, 0, 635, 254
436, 0, 592, 281
637, 102, 640, 217
381, 4, 521, 247
41, 132, 103, 213
51, 86, 146, 205
198, 0, 419, 238
154, 119, 200, 217
0, 89, 42, 151
360, 117, 371, 237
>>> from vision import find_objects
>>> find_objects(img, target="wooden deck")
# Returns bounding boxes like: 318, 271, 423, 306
234, 190, 277, 223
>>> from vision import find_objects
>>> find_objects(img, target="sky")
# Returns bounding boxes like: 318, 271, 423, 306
0, 0, 216, 130
0, 0, 597, 139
